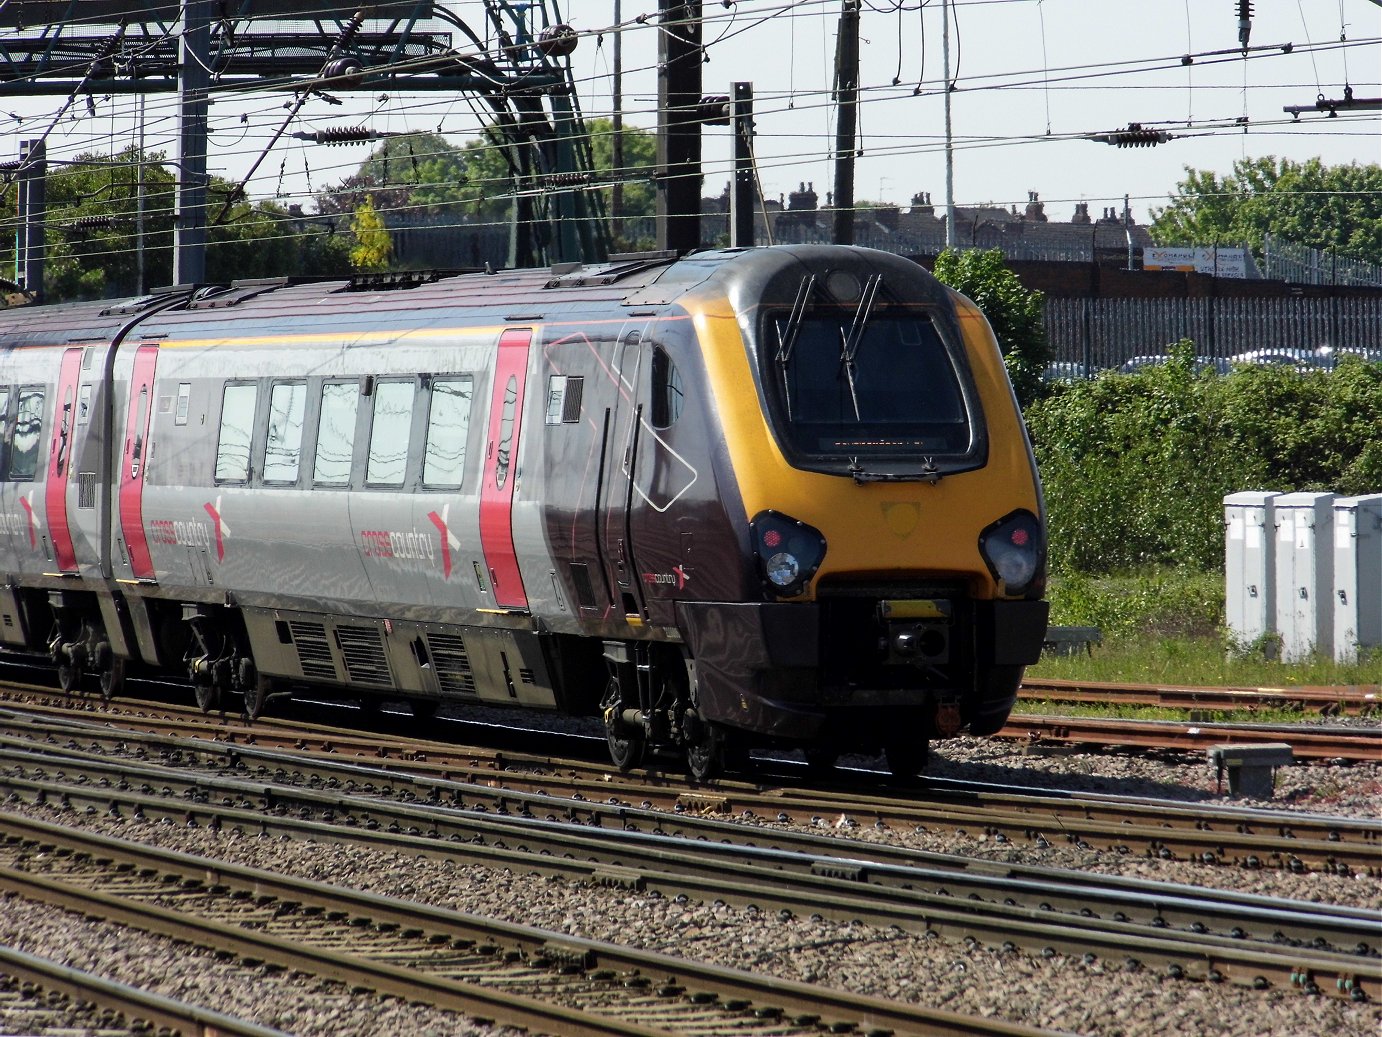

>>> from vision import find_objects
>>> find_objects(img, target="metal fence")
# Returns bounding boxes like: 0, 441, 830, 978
1262, 234, 1382, 288
1046, 296, 1382, 371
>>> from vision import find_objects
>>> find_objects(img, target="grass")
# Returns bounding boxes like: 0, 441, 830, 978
1028, 634, 1382, 688
1032, 568, 1382, 689
1013, 699, 1334, 725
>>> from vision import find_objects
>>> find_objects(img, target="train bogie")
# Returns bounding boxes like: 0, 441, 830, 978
0, 245, 1047, 776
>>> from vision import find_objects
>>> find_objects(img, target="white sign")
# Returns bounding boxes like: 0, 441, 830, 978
1142, 246, 1249, 278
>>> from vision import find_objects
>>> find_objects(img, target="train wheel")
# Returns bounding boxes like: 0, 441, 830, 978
194, 681, 220, 714
884, 740, 929, 780
243, 674, 272, 722
803, 747, 838, 776
601, 678, 646, 771
410, 699, 439, 722
685, 718, 743, 782
56, 661, 80, 695
98, 656, 125, 703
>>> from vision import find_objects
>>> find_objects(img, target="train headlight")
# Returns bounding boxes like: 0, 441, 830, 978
978, 510, 1046, 598
751, 511, 826, 598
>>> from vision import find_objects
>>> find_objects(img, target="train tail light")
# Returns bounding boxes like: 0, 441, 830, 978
751, 511, 826, 598
978, 510, 1045, 597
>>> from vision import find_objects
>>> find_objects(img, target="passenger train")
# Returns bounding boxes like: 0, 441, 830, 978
0, 244, 1048, 778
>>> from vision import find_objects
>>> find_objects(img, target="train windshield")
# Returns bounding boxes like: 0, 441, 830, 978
770, 311, 970, 458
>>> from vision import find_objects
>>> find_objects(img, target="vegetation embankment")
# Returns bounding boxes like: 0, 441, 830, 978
1020, 347, 1382, 685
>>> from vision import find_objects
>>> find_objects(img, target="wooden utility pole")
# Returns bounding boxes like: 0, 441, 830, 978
656, 0, 702, 254
832, 0, 860, 246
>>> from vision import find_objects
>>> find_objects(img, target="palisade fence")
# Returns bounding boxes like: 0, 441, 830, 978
1261, 234, 1382, 288
1046, 296, 1382, 371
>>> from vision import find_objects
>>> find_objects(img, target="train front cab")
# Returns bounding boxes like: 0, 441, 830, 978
669, 246, 1049, 777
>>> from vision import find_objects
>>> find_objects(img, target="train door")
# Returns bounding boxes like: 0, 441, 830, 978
44, 348, 83, 572
600, 325, 650, 622
118, 345, 159, 582
478, 328, 532, 610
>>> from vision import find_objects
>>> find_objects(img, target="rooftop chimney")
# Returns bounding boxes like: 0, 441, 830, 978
1024, 190, 1048, 222
1071, 201, 1091, 225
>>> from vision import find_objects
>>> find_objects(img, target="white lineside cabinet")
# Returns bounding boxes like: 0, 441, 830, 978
1224, 491, 1281, 648
1333, 494, 1382, 663
1273, 492, 1335, 662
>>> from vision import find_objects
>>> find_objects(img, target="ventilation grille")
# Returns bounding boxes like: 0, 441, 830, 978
427, 632, 476, 696
77, 472, 97, 509
569, 562, 597, 609
518, 667, 536, 685
289, 621, 336, 681
562, 376, 584, 422
335, 624, 394, 688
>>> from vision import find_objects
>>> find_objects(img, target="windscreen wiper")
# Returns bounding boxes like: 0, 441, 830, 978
838, 273, 882, 421
774, 274, 816, 420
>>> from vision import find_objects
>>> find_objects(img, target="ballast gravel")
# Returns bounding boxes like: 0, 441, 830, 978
1, 726, 1378, 1037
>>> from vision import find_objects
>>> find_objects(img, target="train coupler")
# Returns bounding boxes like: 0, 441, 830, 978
935, 699, 963, 737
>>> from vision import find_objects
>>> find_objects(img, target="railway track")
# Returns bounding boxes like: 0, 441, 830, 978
0, 811, 1055, 1037
0, 944, 288, 1037
1, 710, 1377, 1005
4, 696, 1379, 874
1001, 714, 1381, 762
1019, 677, 1380, 716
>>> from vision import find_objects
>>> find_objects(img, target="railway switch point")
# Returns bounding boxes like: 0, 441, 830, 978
1208, 742, 1295, 798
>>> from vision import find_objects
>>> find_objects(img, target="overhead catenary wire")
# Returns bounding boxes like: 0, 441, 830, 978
1, 0, 1376, 261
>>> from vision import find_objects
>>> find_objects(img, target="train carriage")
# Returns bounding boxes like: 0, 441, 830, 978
0, 245, 1048, 778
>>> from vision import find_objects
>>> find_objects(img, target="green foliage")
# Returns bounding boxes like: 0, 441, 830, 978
1045, 567, 1224, 641
0, 147, 351, 302
349, 196, 392, 271
931, 248, 1050, 407
1026, 350, 1382, 574
315, 120, 658, 249
1150, 157, 1382, 264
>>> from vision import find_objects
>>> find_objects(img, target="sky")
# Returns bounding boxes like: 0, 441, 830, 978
2, 1, 1379, 228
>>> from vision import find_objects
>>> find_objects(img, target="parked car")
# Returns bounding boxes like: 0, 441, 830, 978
1117, 354, 1230, 375
1042, 361, 1094, 383
1313, 346, 1382, 369
1228, 348, 1322, 371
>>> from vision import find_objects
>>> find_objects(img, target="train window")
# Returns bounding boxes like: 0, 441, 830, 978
651, 348, 684, 429
214, 383, 258, 483
263, 382, 306, 484
367, 380, 415, 486
0, 388, 8, 476
495, 375, 518, 490
9, 387, 45, 481
313, 380, 360, 486
771, 313, 968, 457
423, 376, 472, 488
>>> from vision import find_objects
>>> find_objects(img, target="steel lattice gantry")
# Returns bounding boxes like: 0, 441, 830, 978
0, 1, 609, 266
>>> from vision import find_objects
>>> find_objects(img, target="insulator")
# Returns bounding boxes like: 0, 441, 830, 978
697, 95, 731, 125
322, 57, 365, 87
1237, 0, 1253, 49
537, 24, 578, 57
321, 126, 373, 145
1099, 122, 1169, 148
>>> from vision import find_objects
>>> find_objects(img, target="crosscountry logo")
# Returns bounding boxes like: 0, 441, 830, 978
18, 492, 39, 549
203, 496, 230, 562
427, 504, 461, 579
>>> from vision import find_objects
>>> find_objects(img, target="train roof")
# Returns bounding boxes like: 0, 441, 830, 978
0, 245, 942, 350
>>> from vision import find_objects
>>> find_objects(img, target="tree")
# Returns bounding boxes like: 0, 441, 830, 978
349, 195, 392, 271
931, 248, 1050, 408
1150, 157, 1382, 264
315, 120, 659, 251
0, 147, 351, 302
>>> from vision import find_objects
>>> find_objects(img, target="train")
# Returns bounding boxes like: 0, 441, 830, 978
0, 244, 1048, 779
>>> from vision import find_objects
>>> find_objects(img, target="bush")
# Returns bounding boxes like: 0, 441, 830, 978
1026, 347, 1382, 575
